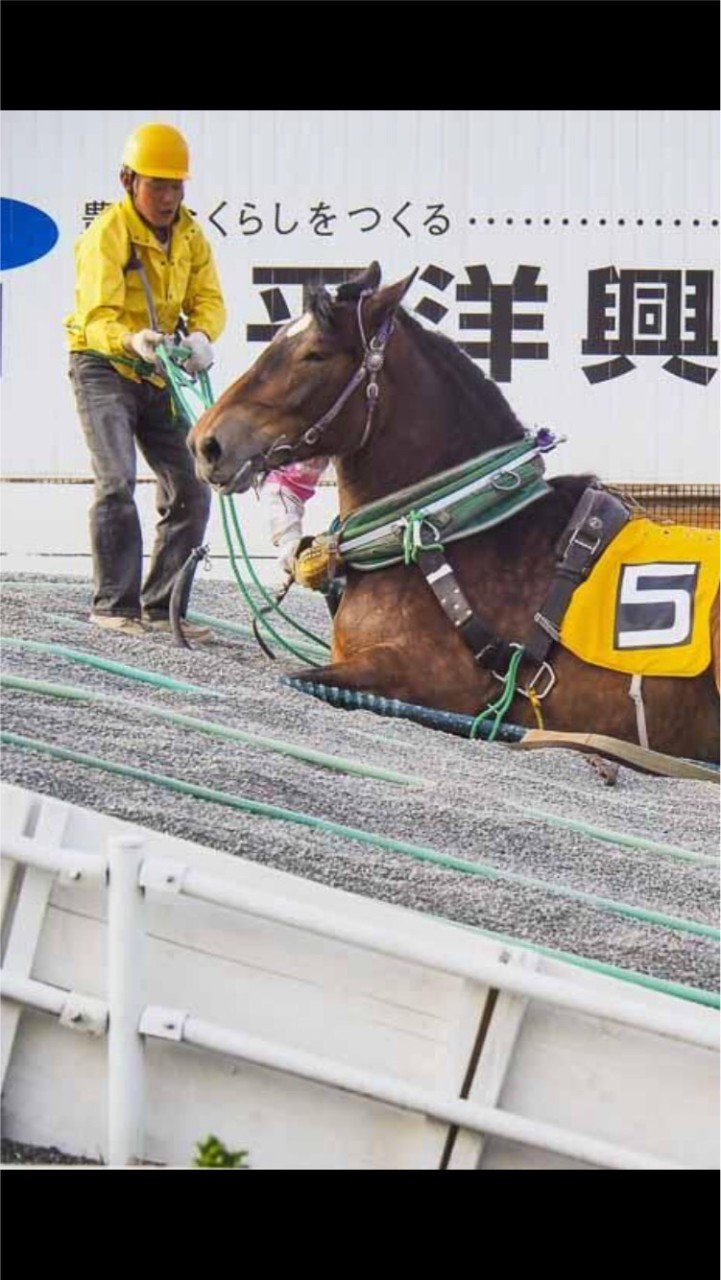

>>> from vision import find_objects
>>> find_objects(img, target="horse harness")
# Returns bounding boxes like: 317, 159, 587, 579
412, 483, 630, 701
262, 290, 395, 472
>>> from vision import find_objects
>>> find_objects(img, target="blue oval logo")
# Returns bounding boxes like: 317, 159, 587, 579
1, 198, 59, 271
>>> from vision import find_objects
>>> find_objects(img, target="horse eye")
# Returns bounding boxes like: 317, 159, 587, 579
302, 350, 326, 363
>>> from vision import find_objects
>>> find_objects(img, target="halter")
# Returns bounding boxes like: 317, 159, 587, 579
262, 290, 394, 471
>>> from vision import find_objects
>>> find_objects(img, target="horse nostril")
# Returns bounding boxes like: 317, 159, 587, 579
200, 436, 222, 464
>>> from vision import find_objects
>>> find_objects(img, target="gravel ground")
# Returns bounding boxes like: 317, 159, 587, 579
0, 1137, 103, 1166
2, 572, 719, 1165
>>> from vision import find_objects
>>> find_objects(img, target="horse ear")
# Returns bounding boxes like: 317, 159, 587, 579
336, 261, 382, 302
309, 285, 336, 332
363, 267, 419, 332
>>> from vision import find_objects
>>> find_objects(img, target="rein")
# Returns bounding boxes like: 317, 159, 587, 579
263, 291, 394, 471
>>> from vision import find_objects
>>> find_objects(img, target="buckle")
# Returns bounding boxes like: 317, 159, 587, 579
519, 661, 556, 701
561, 525, 601, 561
571, 530, 601, 556
491, 652, 556, 700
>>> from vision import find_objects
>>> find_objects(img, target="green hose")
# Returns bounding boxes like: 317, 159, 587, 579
445, 918, 719, 1008
0, 636, 225, 697
505, 803, 718, 867
2, 731, 717, 943
0, 675, 422, 788
187, 608, 330, 664
3, 638, 713, 865
43, 606, 325, 668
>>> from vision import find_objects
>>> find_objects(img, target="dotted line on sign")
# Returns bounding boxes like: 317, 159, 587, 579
467, 217, 719, 227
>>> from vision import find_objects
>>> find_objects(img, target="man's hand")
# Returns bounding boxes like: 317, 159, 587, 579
124, 329, 164, 364
182, 331, 214, 374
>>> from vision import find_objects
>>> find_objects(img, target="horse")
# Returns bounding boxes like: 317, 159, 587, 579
189, 262, 720, 766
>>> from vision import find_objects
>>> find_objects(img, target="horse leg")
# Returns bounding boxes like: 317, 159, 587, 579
711, 589, 720, 694
289, 643, 415, 698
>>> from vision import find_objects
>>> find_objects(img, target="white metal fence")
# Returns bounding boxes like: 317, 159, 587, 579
2, 783, 718, 1169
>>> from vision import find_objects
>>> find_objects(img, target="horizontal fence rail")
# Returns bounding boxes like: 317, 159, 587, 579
2, 823, 719, 1169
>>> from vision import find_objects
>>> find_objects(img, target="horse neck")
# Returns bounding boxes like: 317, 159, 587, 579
334, 321, 525, 518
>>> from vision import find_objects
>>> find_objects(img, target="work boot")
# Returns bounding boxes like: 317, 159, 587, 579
90, 614, 148, 636
143, 618, 215, 643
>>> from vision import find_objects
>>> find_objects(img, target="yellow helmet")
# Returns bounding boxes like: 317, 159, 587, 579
121, 123, 190, 180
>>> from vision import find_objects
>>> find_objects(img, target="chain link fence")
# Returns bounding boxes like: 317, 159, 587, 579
611, 485, 720, 529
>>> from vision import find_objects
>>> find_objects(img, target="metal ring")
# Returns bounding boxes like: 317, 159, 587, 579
491, 469, 522, 491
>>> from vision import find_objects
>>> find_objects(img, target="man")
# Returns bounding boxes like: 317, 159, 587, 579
65, 121, 226, 640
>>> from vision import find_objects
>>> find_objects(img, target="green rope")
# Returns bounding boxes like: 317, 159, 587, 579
219, 498, 326, 666
155, 348, 331, 661
83, 348, 156, 379
401, 511, 445, 565
223, 495, 330, 655
470, 646, 525, 743
402, 511, 421, 564
155, 345, 213, 431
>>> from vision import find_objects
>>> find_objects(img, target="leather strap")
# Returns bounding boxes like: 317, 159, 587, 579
526, 486, 630, 663
416, 545, 515, 672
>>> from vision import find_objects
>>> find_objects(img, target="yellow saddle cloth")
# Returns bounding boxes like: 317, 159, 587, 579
560, 518, 719, 677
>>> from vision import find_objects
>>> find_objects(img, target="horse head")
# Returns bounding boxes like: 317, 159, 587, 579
189, 261, 416, 494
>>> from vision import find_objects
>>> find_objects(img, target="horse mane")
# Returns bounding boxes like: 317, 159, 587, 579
397, 308, 527, 446
394, 309, 599, 537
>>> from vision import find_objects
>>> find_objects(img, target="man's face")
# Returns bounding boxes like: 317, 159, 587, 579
133, 176, 184, 230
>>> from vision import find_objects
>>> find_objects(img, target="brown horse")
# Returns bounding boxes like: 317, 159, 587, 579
189, 262, 720, 765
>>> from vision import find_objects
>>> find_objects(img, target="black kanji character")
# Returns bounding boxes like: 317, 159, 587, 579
456, 265, 548, 382
82, 200, 111, 227
414, 264, 455, 325
245, 266, 365, 344
582, 267, 717, 384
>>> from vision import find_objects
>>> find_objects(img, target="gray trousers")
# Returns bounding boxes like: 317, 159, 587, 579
69, 353, 211, 619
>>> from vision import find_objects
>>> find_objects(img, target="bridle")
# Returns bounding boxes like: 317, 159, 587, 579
261, 289, 394, 472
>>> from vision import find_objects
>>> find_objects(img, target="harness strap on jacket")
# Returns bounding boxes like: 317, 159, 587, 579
124, 242, 160, 332
415, 544, 515, 672
526, 486, 631, 663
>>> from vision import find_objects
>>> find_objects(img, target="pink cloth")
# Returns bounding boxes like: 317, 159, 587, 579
266, 457, 329, 503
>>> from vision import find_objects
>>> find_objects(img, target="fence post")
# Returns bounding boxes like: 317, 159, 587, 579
107, 835, 146, 1167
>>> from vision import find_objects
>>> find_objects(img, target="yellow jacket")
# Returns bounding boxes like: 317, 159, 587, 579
65, 196, 226, 385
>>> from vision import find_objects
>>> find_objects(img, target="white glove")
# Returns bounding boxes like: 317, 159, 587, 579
182, 331, 214, 374
125, 329, 164, 365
